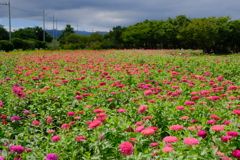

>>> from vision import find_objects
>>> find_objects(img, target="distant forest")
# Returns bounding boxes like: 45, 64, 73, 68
1, 15, 240, 52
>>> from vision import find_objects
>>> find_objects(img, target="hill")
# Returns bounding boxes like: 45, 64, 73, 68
46, 30, 108, 39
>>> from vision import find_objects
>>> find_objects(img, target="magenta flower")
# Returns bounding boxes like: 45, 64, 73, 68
150, 143, 159, 147
226, 131, 238, 137
9, 145, 25, 154
221, 136, 232, 142
10, 116, 21, 121
0, 101, 4, 107
197, 130, 207, 138
232, 150, 240, 159
119, 142, 134, 156
46, 153, 58, 160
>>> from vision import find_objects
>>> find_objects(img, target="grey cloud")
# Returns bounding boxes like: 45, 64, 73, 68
0, 0, 240, 31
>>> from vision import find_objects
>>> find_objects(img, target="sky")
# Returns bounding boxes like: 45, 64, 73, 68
0, 0, 240, 32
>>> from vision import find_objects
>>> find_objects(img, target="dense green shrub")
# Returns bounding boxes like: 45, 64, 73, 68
11, 38, 23, 49
0, 40, 14, 52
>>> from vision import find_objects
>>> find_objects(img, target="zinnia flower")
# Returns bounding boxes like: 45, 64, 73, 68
183, 137, 199, 145
135, 126, 145, 133
119, 142, 134, 156
150, 143, 159, 147
232, 150, 240, 159
52, 135, 60, 142
226, 131, 238, 137
162, 147, 174, 152
46, 153, 58, 160
31, 120, 40, 126
141, 128, 155, 135
170, 125, 184, 131
76, 136, 86, 142
162, 136, 178, 143
197, 130, 207, 138
138, 105, 148, 114
210, 125, 224, 131
221, 136, 232, 142
88, 119, 101, 129
9, 145, 25, 154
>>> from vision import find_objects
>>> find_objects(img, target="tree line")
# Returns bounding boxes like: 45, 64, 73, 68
1, 15, 240, 53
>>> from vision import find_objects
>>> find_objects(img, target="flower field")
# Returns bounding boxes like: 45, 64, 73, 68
0, 50, 239, 160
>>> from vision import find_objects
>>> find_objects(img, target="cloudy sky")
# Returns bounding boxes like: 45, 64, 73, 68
0, 0, 240, 32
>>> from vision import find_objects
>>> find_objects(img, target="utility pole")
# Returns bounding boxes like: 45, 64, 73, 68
53, 14, 54, 39
43, 9, 45, 41
56, 19, 57, 39
8, 0, 11, 41
0, 0, 11, 41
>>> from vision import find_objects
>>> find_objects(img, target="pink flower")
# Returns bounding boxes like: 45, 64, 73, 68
232, 150, 240, 159
184, 101, 195, 106
67, 112, 75, 116
141, 128, 155, 135
76, 136, 86, 142
232, 109, 240, 115
93, 109, 105, 113
117, 109, 126, 112
210, 115, 220, 120
135, 126, 145, 133
183, 137, 199, 145
150, 143, 159, 147
162, 136, 178, 143
180, 116, 189, 120
119, 142, 134, 156
210, 125, 224, 131
170, 125, 184, 131
197, 130, 207, 138
222, 121, 231, 125
144, 90, 153, 96
138, 105, 148, 114
52, 135, 60, 142
47, 130, 55, 133
226, 131, 238, 137
31, 120, 40, 126
221, 136, 232, 142
207, 120, 216, 124
88, 119, 101, 129
162, 147, 174, 152
175, 106, 185, 110
135, 121, 144, 126
61, 124, 70, 130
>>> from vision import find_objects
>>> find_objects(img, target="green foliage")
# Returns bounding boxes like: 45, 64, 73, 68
0, 25, 9, 40
11, 38, 23, 49
89, 41, 102, 50
0, 40, 14, 52
46, 39, 60, 50
58, 24, 75, 41
11, 27, 52, 42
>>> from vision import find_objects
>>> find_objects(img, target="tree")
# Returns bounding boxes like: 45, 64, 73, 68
58, 24, 75, 41
12, 28, 37, 40
0, 25, 9, 40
